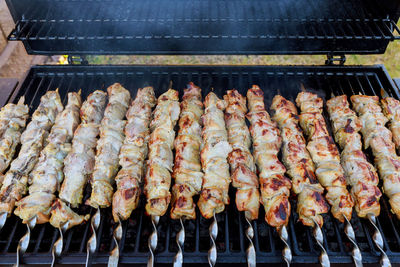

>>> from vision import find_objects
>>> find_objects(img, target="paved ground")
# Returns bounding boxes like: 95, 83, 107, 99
0, 0, 49, 80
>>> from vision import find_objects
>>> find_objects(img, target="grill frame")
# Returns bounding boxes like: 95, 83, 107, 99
1, 64, 400, 265
5, 0, 400, 55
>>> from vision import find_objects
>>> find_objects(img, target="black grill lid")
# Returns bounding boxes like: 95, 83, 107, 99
5, 0, 400, 55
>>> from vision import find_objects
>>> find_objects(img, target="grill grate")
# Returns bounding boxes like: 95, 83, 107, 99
1, 65, 400, 265
5, 0, 400, 55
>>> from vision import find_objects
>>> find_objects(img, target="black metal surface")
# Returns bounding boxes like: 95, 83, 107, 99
5, 0, 400, 55
1, 65, 400, 265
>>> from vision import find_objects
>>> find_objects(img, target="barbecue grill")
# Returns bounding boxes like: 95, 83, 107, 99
1, 0, 400, 266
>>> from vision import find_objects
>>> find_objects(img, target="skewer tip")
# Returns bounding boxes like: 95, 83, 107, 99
367, 214, 392, 267
15, 216, 37, 267
108, 217, 122, 267
147, 215, 160, 267
173, 218, 185, 267
343, 217, 362, 267
51, 222, 69, 267
312, 219, 330, 267
0, 212, 7, 230
278, 225, 292, 266
245, 218, 256, 267
208, 212, 218, 267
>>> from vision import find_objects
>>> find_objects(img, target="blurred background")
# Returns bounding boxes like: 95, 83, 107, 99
0, 0, 399, 81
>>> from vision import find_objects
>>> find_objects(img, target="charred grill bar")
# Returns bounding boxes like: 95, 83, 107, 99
0, 65, 398, 265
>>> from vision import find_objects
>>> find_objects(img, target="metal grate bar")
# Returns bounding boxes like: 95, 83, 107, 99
5, 0, 399, 54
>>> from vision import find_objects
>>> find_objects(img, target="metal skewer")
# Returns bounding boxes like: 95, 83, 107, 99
245, 217, 256, 267
86, 207, 100, 267
173, 218, 185, 267
208, 212, 218, 267
14, 216, 37, 267
312, 219, 330, 267
51, 222, 69, 267
343, 217, 363, 267
277, 225, 292, 266
0, 212, 7, 231
108, 217, 122, 267
147, 215, 160, 267
367, 214, 391, 267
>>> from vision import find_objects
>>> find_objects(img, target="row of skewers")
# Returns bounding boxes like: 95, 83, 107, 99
0, 83, 399, 267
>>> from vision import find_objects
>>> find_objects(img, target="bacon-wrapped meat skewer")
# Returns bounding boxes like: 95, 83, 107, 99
0, 97, 29, 181
170, 83, 204, 267
112, 87, 156, 221
108, 87, 155, 267
246, 87, 292, 265
12, 92, 81, 265
381, 97, 400, 150
271, 94, 330, 266
0, 90, 63, 216
84, 83, 130, 265
350, 95, 396, 266
198, 92, 231, 266
351, 95, 400, 218
15, 92, 82, 224
50, 90, 107, 229
271, 94, 329, 227
326, 95, 381, 218
296, 92, 354, 222
86, 83, 130, 208
224, 89, 259, 266
225, 90, 259, 219
145, 89, 180, 267
296, 92, 363, 266
48, 90, 106, 266
246, 87, 291, 227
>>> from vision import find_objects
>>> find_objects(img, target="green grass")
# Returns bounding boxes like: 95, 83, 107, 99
88, 24, 400, 78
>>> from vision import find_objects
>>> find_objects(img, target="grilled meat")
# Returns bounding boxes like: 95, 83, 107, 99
112, 87, 156, 221
326, 95, 381, 218
224, 89, 259, 220
246, 86, 291, 227
50, 90, 107, 229
144, 89, 180, 216
271, 94, 329, 227
15, 92, 82, 224
0, 90, 63, 215
58, 90, 107, 207
351, 95, 400, 219
86, 83, 130, 208
170, 83, 204, 220
0, 97, 29, 181
198, 92, 232, 219
296, 92, 354, 223
381, 97, 400, 150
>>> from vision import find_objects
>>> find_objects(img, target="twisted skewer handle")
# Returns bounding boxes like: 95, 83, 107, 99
278, 225, 292, 267
0, 212, 7, 231
367, 214, 391, 267
312, 219, 330, 267
208, 212, 218, 267
173, 219, 185, 267
343, 217, 363, 267
86, 208, 101, 267
108, 217, 122, 267
14, 216, 37, 267
245, 218, 256, 267
147, 215, 160, 267
51, 223, 69, 267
